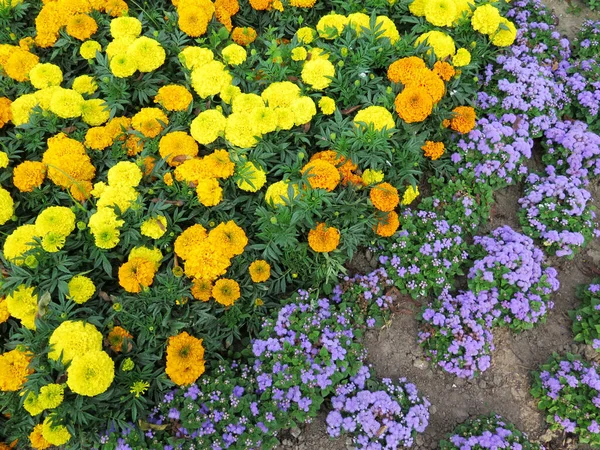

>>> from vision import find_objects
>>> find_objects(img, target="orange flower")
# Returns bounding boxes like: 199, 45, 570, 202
310, 150, 362, 186
394, 87, 433, 123
174, 224, 208, 261
165, 331, 205, 386
231, 27, 257, 46
212, 278, 241, 306
370, 182, 399, 212
215, 0, 239, 30
118, 257, 156, 293
0, 348, 32, 392
249, 0, 272, 10
29, 424, 50, 450
70, 180, 93, 202
387, 56, 427, 84
433, 61, 456, 81
249, 260, 271, 283
443, 106, 476, 134
13, 161, 46, 192
374, 211, 400, 237
107, 326, 133, 352
0, 97, 12, 128
301, 159, 341, 192
422, 141, 445, 160
208, 221, 248, 258
191, 278, 212, 301
126, 135, 144, 156
104, 0, 129, 17
405, 68, 445, 103
308, 223, 340, 253
66, 14, 98, 41
131, 108, 169, 138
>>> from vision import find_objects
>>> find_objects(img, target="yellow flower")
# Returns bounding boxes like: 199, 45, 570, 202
491, 18, 517, 46
48, 320, 103, 363
10, 93, 38, 126
415, 30, 456, 59
118, 257, 157, 293
249, 260, 271, 282
129, 246, 163, 269
110, 53, 138, 78
29, 424, 51, 450
3, 224, 39, 265
225, 112, 261, 148
80, 40, 102, 60
38, 384, 64, 410
362, 169, 384, 185
265, 180, 298, 206
130, 380, 150, 398
155, 85, 193, 111
110, 17, 142, 39
141, 215, 168, 239
0, 348, 32, 392
41, 232, 66, 252
232, 93, 264, 113
159, 131, 199, 166
131, 107, 169, 138
308, 223, 340, 253
318, 96, 336, 115
49, 88, 84, 119
165, 332, 205, 386
354, 106, 395, 132
127, 36, 166, 72
424, 0, 457, 27
471, 4, 502, 35
5, 285, 37, 330
375, 16, 400, 44
35, 206, 76, 237
296, 27, 316, 44
41, 416, 71, 446
347, 12, 370, 34
67, 275, 96, 304
72, 75, 98, 95
81, 99, 110, 126
291, 47, 307, 61
222, 43, 247, 65
190, 109, 226, 145
301, 59, 335, 90
220, 84, 241, 104
0, 186, 14, 226
190, 60, 232, 98
107, 161, 143, 188
196, 178, 223, 207
402, 185, 420, 205
316, 13, 348, 39
236, 162, 267, 192
179, 46, 214, 71
212, 278, 241, 306
291, 96, 316, 126
67, 350, 115, 396
452, 48, 472, 67
29, 63, 63, 89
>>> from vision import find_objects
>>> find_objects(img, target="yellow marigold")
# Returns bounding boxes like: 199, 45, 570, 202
374, 211, 400, 237
296, 27, 316, 44
110, 17, 142, 39
236, 161, 267, 192
249, 260, 271, 282
275, 107, 295, 130
394, 87, 433, 123
375, 16, 400, 44
0, 187, 13, 226
433, 61, 456, 81
10, 93, 38, 126
402, 185, 420, 205
175, 224, 208, 261
106, 36, 136, 60
291, 46, 308, 61
191, 60, 232, 98
191, 278, 213, 301
66, 14, 98, 41
422, 141, 445, 160
491, 18, 517, 47
250, 106, 278, 134
319, 96, 336, 115
290, 0, 316, 6
316, 13, 348, 39
225, 111, 261, 147
308, 222, 340, 253
212, 278, 241, 306
301, 59, 335, 90
141, 215, 168, 239
471, 4, 501, 35
19, 36, 35, 51
222, 43, 247, 66
444, 105, 476, 134
132, 107, 169, 138
41, 232, 66, 253
362, 169, 384, 185
67, 350, 114, 396
29, 63, 63, 89
265, 180, 298, 206
183, 242, 231, 280
35, 205, 76, 237
0, 348, 32, 392
107, 161, 143, 188
196, 178, 223, 207
221, 84, 241, 104
118, 257, 156, 293
5, 284, 37, 330
129, 246, 163, 269
3, 224, 39, 265
301, 159, 340, 192
67, 275, 95, 304
80, 40, 102, 60
179, 46, 214, 71
81, 99, 110, 126
41, 417, 70, 446
347, 12, 370, 34
110, 53, 138, 78
42, 134, 95, 190
190, 109, 227, 145
155, 85, 193, 112
165, 331, 206, 386
163, 172, 174, 186
0, 151, 7, 169
249, 0, 272, 10
29, 424, 51, 450
370, 182, 400, 212
208, 220, 248, 257
177, 4, 212, 37
204, 149, 235, 179
174, 158, 212, 183
85, 126, 113, 150
291, 96, 317, 126
96, 185, 138, 212
159, 131, 199, 166
37, 384, 64, 411
232, 93, 264, 113
0, 97, 12, 128
49, 88, 84, 119
231, 26, 257, 46
452, 48, 472, 67
3, 48, 39, 82
415, 30, 456, 60
0, 298, 9, 325
48, 320, 103, 362
424, 0, 457, 27
354, 106, 395, 132
127, 36, 166, 72
72, 75, 98, 95
107, 326, 133, 352
106, 116, 131, 140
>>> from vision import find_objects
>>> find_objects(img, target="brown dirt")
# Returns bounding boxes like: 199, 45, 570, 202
543, 0, 600, 38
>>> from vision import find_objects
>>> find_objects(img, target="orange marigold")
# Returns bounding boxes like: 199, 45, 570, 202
126, 135, 144, 156
310, 150, 361, 186
184, 242, 231, 281
66, 14, 98, 41
165, 331, 205, 386
208, 221, 248, 258
231, 27, 257, 46
191, 278, 212, 301
249, 260, 271, 283
444, 106, 476, 134
374, 211, 400, 237
301, 159, 340, 192
178, 5, 212, 37
215, 0, 239, 30
387, 56, 427, 85
370, 182, 400, 212
107, 326, 133, 352
204, 149, 235, 179
159, 131, 199, 166
13, 161, 46, 192
212, 278, 241, 306
0, 97, 12, 128
394, 87, 433, 123
104, 0, 129, 16
404, 68, 445, 103
433, 61, 456, 81
154, 85, 193, 112
29, 424, 51, 450
0, 348, 32, 392
3, 48, 39, 82
422, 141, 445, 160
308, 222, 340, 253
118, 257, 156, 293
175, 224, 208, 261
131, 108, 169, 138
70, 180, 93, 202
249, 0, 272, 10
85, 127, 114, 150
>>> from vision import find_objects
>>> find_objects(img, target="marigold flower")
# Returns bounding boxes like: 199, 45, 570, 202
308, 223, 340, 253
354, 106, 395, 132
179, 46, 214, 71
362, 169, 384, 186
107, 326, 133, 352
394, 87, 433, 123
231, 26, 257, 46
236, 161, 267, 192
29, 63, 63, 89
118, 257, 157, 293
212, 278, 241, 306
155, 85, 193, 111
402, 185, 420, 205
178, 4, 212, 37
127, 36, 166, 72
222, 43, 247, 65
141, 215, 168, 239
72, 75, 98, 95
85, 127, 113, 150
433, 61, 456, 81
81, 98, 110, 126
110, 17, 142, 39
3, 48, 39, 82
48, 320, 103, 363
249, 260, 271, 282
191, 60, 232, 98
422, 141, 445, 160
159, 131, 199, 166
0, 348, 32, 392
2, 225, 39, 265
80, 40, 102, 60
375, 16, 400, 43
296, 27, 316, 44
452, 48, 471, 67
66, 350, 114, 396
265, 180, 298, 206
0, 298, 9, 325
415, 30, 456, 59
196, 178, 223, 207
316, 13, 348, 39
49, 88, 84, 119
175, 224, 208, 261
471, 4, 501, 35
374, 211, 400, 237
387, 56, 426, 84
424, 0, 457, 27
208, 220, 248, 257
310, 150, 360, 186
318, 96, 336, 115
184, 241, 231, 281
190, 109, 226, 145
491, 18, 517, 47
191, 278, 213, 301
67, 275, 95, 304
66, 14, 98, 41
131, 107, 169, 138
370, 182, 400, 212
29, 424, 51, 450
301, 159, 340, 192
0, 187, 14, 226
165, 331, 206, 385
444, 105, 476, 134
204, 149, 235, 179
0, 97, 12, 128
301, 59, 335, 90
41, 417, 70, 446
291, 96, 317, 126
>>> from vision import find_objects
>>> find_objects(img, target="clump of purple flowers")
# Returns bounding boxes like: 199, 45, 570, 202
377, 208, 468, 299
532, 354, 600, 447
574, 20, 600, 60
570, 283, 600, 351
561, 62, 600, 134
518, 172, 597, 258
468, 226, 559, 331
326, 365, 430, 449
450, 113, 532, 189
440, 414, 544, 449
418, 289, 499, 379
542, 120, 600, 179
